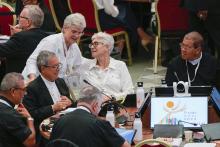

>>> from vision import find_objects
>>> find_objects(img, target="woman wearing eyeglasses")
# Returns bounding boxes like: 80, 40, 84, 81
80, 32, 134, 101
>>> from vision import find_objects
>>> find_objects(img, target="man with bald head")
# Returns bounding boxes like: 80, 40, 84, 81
165, 31, 219, 86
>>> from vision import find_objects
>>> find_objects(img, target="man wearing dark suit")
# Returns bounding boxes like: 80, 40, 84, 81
15, 0, 56, 32
23, 50, 73, 146
50, 85, 130, 147
180, 0, 220, 58
0, 5, 48, 74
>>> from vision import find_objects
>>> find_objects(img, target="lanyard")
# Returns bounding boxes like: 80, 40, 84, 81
186, 53, 202, 86
0, 99, 12, 108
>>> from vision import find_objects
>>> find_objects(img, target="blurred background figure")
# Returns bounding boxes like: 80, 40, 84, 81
180, 0, 220, 59
94, 0, 154, 54
15, 0, 56, 33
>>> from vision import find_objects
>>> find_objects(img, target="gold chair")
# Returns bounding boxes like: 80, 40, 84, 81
135, 139, 172, 147
67, 0, 133, 65
0, 2, 16, 36
153, 0, 189, 73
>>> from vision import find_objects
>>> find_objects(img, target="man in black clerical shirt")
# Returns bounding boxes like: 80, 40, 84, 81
23, 50, 73, 146
165, 31, 219, 86
50, 85, 131, 147
0, 72, 35, 147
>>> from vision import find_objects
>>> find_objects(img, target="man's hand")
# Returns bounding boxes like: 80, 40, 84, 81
9, 24, 22, 35
16, 103, 31, 118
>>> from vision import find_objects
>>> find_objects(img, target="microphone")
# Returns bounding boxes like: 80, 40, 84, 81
178, 120, 198, 126
83, 79, 123, 117
83, 79, 112, 99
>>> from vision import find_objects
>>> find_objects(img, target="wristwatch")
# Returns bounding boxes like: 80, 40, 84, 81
27, 116, 34, 121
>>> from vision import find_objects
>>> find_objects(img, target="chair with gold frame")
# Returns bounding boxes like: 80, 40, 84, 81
153, 0, 189, 73
67, 0, 133, 65
0, 2, 16, 36
44, 0, 70, 32
135, 139, 172, 147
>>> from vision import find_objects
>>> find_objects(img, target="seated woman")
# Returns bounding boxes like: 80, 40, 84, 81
80, 32, 134, 101
94, 0, 154, 50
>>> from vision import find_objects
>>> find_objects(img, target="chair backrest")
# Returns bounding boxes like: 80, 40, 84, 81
44, 0, 70, 31
156, 0, 189, 34
46, 139, 78, 147
67, 0, 101, 34
0, 2, 16, 36
135, 139, 172, 147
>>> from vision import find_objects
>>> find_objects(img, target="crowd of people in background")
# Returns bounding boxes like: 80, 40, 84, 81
0, 0, 220, 146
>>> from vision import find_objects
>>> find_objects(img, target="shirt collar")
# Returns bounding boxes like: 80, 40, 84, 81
188, 52, 202, 65
77, 105, 91, 113
41, 74, 56, 85
0, 96, 15, 108
89, 57, 117, 70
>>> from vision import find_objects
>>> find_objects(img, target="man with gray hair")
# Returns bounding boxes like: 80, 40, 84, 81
0, 5, 48, 74
0, 72, 36, 147
50, 85, 130, 147
23, 13, 86, 82
165, 31, 219, 86
23, 50, 73, 146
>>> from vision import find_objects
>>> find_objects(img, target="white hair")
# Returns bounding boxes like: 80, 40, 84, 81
92, 32, 114, 54
63, 13, 86, 29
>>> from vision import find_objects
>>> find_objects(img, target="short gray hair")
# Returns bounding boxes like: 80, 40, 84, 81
78, 85, 102, 104
37, 50, 56, 72
24, 5, 44, 28
63, 13, 86, 29
92, 32, 114, 54
184, 31, 204, 49
0, 72, 24, 91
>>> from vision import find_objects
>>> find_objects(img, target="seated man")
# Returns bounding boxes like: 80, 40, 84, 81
0, 72, 35, 147
23, 50, 73, 145
165, 31, 219, 86
50, 85, 130, 147
0, 5, 48, 73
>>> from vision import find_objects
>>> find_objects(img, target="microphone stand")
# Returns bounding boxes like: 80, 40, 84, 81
178, 120, 198, 126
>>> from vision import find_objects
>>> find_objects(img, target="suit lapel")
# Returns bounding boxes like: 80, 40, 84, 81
38, 76, 54, 104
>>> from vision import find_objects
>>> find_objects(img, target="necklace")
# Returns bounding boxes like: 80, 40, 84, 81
186, 53, 202, 86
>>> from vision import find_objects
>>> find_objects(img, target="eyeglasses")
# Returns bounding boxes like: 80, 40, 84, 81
179, 43, 195, 50
44, 63, 62, 70
14, 87, 27, 92
89, 42, 104, 48
18, 15, 30, 20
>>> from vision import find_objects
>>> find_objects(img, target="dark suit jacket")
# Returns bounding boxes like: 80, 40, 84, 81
180, 0, 220, 13
0, 28, 48, 73
15, 0, 56, 32
23, 76, 72, 144
23, 76, 71, 124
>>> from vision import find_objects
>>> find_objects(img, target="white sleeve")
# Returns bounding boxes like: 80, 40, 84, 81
103, 0, 119, 17
114, 62, 134, 99
24, 39, 55, 77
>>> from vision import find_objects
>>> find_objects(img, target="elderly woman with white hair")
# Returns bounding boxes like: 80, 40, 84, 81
81, 32, 134, 101
23, 13, 86, 81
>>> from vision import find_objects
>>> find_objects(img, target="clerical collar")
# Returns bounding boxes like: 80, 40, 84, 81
188, 52, 202, 65
77, 105, 92, 113
41, 74, 55, 84
0, 96, 15, 108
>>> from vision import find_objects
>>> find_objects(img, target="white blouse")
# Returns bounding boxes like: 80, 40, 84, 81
94, 0, 119, 17
80, 57, 134, 100
22, 33, 82, 79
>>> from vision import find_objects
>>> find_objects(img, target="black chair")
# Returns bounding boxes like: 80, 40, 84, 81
46, 139, 78, 147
